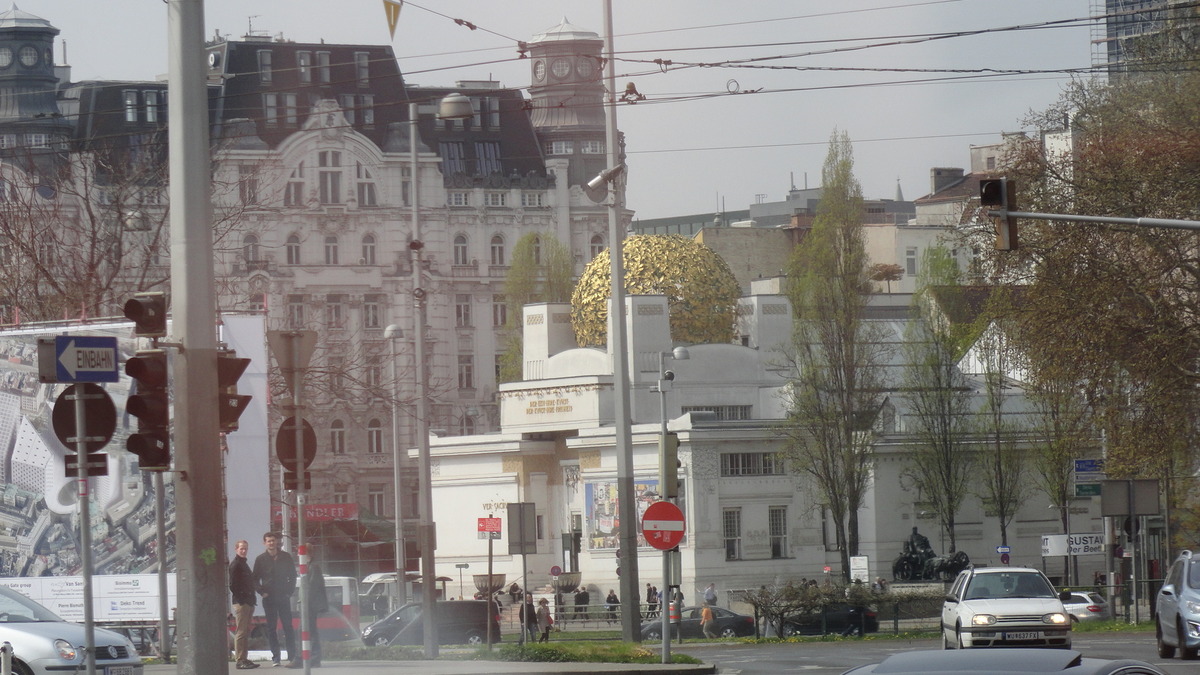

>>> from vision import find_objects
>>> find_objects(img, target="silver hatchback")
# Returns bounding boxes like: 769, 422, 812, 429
0, 585, 142, 675
1156, 550, 1200, 659
1063, 592, 1112, 623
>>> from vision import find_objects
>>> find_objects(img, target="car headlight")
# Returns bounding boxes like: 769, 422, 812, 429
1185, 601, 1200, 615
54, 639, 77, 660
971, 614, 996, 626
1043, 613, 1068, 625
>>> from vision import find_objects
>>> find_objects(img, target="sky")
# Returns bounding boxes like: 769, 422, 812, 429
28, 0, 1095, 220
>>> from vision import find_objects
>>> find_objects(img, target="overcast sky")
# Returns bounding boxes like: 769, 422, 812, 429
32, 0, 1095, 219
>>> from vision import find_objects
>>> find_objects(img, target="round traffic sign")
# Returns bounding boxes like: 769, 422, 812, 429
275, 416, 317, 472
641, 501, 685, 551
52, 383, 117, 452
550, 565, 562, 577
1000, 552, 1011, 565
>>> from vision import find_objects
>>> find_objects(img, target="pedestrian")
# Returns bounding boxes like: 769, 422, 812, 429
645, 583, 658, 618
604, 589, 619, 625
519, 596, 538, 643
228, 539, 259, 670
252, 531, 299, 668
704, 582, 717, 607
536, 597, 553, 642
700, 602, 717, 639
303, 555, 329, 667
573, 586, 589, 622
508, 582, 521, 605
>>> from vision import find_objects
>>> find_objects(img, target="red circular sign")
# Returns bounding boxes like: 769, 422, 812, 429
641, 501, 685, 551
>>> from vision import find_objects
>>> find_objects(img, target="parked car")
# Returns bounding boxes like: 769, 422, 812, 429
1063, 592, 1112, 623
941, 566, 1072, 649
1155, 549, 1200, 658
842, 648, 1165, 674
781, 603, 879, 636
639, 605, 755, 640
360, 599, 500, 646
0, 585, 143, 675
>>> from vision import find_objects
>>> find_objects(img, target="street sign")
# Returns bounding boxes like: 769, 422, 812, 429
275, 417, 317, 472
267, 330, 318, 394
1000, 553, 1010, 564
51, 383, 117, 452
1074, 458, 1104, 474
1075, 483, 1102, 497
550, 565, 562, 577
477, 517, 501, 540
995, 545, 1011, 554
38, 336, 120, 383
65, 453, 108, 478
641, 501, 685, 551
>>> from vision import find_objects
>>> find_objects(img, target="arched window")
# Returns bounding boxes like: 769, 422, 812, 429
285, 234, 301, 265
330, 419, 346, 454
324, 235, 339, 265
366, 418, 383, 454
532, 235, 542, 265
361, 234, 376, 265
490, 235, 505, 266
453, 234, 469, 266
590, 234, 605, 260
243, 234, 260, 262
248, 293, 266, 312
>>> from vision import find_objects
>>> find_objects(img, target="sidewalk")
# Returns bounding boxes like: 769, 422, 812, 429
142, 659, 717, 674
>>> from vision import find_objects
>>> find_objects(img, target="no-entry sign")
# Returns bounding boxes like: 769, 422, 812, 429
641, 501, 685, 550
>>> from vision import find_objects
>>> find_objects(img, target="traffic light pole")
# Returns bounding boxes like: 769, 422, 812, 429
71, 388, 97, 675
988, 209, 1200, 232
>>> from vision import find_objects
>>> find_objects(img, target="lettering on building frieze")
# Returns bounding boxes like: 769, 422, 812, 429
525, 397, 573, 415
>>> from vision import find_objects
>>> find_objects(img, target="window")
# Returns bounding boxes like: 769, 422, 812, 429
484, 192, 507, 207
453, 235, 469, 266
282, 93, 298, 124
366, 356, 381, 389
333, 488, 349, 504
326, 294, 345, 328
363, 297, 381, 329
532, 236, 542, 265
401, 166, 411, 206
440, 142, 466, 175
264, 93, 278, 125
720, 452, 783, 477
238, 165, 259, 205
458, 355, 474, 389
285, 162, 305, 207
368, 485, 385, 516
361, 234, 376, 265
361, 94, 375, 125
330, 419, 346, 454
287, 295, 305, 328
339, 94, 355, 124
485, 96, 500, 128
242, 234, 260, 263
328, 356, 344, 392
356, 177, 376, 206
769, 506, 788, 558
257, 49, 273, 82
723, 509, 742, 561
285, 234, 301, 265
455, 294, 472, 327
123, 90, 138, 122
492, 295, 507, 327
581, 140, 605, 154
24, 133, 47, 148
367, 419, 383, 454
447, 191, 469, 207
297, 51, 311, 83
324, 235, 339, 265
589, 234, 604, 259
144, 90, 160, 123
476, 141, 502, 175
319, 151, 342, 204
905, 246, 918, 276
521, 192, 545, 208
0, 135, 14, 149
355, 51, 370, 86
248, 293, 265, 312
683, 405, 752, 421
316, 51, 331, 83
546, 140, 573, 155
490, 235, 505, 265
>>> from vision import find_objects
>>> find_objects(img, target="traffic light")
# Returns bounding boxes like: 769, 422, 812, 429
216, 349, 252, 432
404, 539, 420, 572
125, 349, 170, 470
979, 178, 1018, 250
123, 292, 168, 338
659, 431, 680, 499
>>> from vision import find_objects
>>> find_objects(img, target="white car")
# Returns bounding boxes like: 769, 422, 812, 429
0, 585, 143, 675
941, 566, 1072, 649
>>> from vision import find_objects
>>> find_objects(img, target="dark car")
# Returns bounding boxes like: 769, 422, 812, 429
842, 648, 1165, 675
360, 600, 500, 646
782, 603, 879, 636
640, 605, 755, 640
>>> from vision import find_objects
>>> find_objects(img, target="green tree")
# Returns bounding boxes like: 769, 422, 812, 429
498, 232, 574, 383
779, 130, 888, 580
972, 319, 1027, 548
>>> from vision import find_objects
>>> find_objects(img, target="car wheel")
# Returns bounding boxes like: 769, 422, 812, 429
371, 634, 391, 647
644, 627, 662, 641
1180, 621, 1197, 660
956, 624, 966, 649
1157, 620, 1176, 658
464, 630, 484, 645
942, 629, 953, 650
720, 626, 738, 638
10, 661, 32, 675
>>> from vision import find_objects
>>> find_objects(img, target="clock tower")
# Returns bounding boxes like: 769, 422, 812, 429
0, 6, 69, 162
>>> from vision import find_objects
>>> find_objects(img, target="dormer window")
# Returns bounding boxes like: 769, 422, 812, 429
257, 50, 273, 83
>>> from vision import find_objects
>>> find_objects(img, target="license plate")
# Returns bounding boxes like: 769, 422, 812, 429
105, 666, 135, 675
1005, 631, 1039, 640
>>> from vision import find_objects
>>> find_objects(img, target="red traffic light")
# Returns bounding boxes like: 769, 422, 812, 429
216, 350, 252, 432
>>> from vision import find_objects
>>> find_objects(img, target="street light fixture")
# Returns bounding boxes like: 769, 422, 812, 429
657, 346, 688, 662
384, 324, 407, 609
409, 93, 475, 659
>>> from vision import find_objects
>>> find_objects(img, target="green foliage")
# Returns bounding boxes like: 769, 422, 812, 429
499, 232, 576, 383
480, 641, 701, 664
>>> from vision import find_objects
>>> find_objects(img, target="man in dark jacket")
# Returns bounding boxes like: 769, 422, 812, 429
252, 532, 298, 668
229, 539, 259, 669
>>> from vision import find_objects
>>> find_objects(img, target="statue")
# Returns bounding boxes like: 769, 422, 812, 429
891, 527, 968, 581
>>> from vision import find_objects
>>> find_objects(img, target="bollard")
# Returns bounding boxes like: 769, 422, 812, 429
1, 640, 11, 675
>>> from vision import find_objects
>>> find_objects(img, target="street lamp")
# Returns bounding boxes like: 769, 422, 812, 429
656, 346, 688, 662
409, 93, 474, 659
384, 324, 407, 609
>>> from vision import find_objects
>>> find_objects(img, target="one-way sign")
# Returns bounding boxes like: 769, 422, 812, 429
38, 336, 120, 383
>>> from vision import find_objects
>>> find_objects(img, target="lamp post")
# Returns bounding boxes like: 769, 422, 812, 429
384, 324, 407, 609
657, 346, 688, 662
409, 93, 474, 659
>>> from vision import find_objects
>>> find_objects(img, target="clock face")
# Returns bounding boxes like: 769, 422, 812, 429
0, 48, 12, 69
576, 57, 595, 79
18, 46, 36, 67
533, 60, 545, 82
551, 58, 571, 79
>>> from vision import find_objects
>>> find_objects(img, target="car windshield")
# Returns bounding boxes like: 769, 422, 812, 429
0, 586, 63, 622
963, 572, 1054, 599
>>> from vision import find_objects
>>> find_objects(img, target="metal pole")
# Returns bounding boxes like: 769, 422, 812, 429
387, 326, 407, 608
658, 351, 671, 663
154, 472, 170, 662
409, 108, 439, 655
73, 389, 96, 675
167, 1, 225, 671
486, 516, 494, 651
602, 0, 640, 643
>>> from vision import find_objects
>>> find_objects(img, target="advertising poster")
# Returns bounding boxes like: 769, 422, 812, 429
584, 478, 687, 550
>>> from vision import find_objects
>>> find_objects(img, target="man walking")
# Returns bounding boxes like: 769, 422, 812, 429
252, 532, 298, 668
229, 540, 259, 669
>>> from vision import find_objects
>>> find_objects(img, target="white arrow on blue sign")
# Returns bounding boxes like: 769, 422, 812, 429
51, 336, 119, 383
996, 545, 1011, 554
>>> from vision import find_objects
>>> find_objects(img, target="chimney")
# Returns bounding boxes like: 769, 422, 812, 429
929, 167, 964, 195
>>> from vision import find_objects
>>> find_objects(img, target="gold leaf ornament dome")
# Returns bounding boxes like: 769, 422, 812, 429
571, 234, 740, 347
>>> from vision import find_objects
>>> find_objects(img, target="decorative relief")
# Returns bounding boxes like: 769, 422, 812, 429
689, 446, 720, 480
637, 304, 664, 315
763, 303, 789, 315
579, 449, 601, 470
502, 456, 523, 474
526, 313, 545, 325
